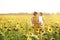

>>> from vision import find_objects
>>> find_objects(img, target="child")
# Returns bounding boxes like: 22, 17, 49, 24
39, 12, 44, 30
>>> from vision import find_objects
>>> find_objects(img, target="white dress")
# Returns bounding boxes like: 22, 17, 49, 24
39, 16, 43, 24
39, 16, 45, 30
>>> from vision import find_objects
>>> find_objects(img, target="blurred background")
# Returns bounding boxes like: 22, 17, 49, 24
0, 0, 60, 14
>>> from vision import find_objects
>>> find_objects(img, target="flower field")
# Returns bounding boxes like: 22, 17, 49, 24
0, 14, 60, 40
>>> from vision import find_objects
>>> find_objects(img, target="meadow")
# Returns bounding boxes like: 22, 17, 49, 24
0, 14, 60, 40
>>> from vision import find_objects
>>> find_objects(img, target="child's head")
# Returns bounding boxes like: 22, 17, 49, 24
33, 12, 38, 16
40, 12, 43, 16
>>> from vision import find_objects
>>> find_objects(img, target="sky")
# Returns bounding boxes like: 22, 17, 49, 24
0, 0, 60, 13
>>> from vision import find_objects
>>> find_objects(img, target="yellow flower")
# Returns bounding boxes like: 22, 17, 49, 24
16, 24, 20, 28
50, 38, 55, 40
27, 36, 32, 40
47, 27, 53, 33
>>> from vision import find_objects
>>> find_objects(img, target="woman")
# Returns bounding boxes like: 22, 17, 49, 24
31, 12, 39, 35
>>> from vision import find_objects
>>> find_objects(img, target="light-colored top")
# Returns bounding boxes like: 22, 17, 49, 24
39, 16, 43, 24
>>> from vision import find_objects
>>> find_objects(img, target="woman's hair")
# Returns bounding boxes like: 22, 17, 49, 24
33, 12, 38, 16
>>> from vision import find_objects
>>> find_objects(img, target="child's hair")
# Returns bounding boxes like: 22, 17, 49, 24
40, 12, 43, 15
33, 12, 38, 16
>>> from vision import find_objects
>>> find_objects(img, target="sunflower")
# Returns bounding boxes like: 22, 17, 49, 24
27, 37, 32, 40
28, 29, 33, 35
50, 38, 55, 40
47, 27, 53, 33
0, 31, 5, 36
4, 26, 7, 29
7, 28, 11, 31
13, 27, 18, 32
54, 31, 58, 35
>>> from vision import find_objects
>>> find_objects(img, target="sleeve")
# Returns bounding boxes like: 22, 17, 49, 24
30, 18, 34, 26
39, 16, 40, 23
30, 18, 32, 24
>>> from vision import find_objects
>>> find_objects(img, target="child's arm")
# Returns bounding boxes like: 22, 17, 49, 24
39, 16, 41, 24
30, 18, 34, 26
42, 16, 45, 26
